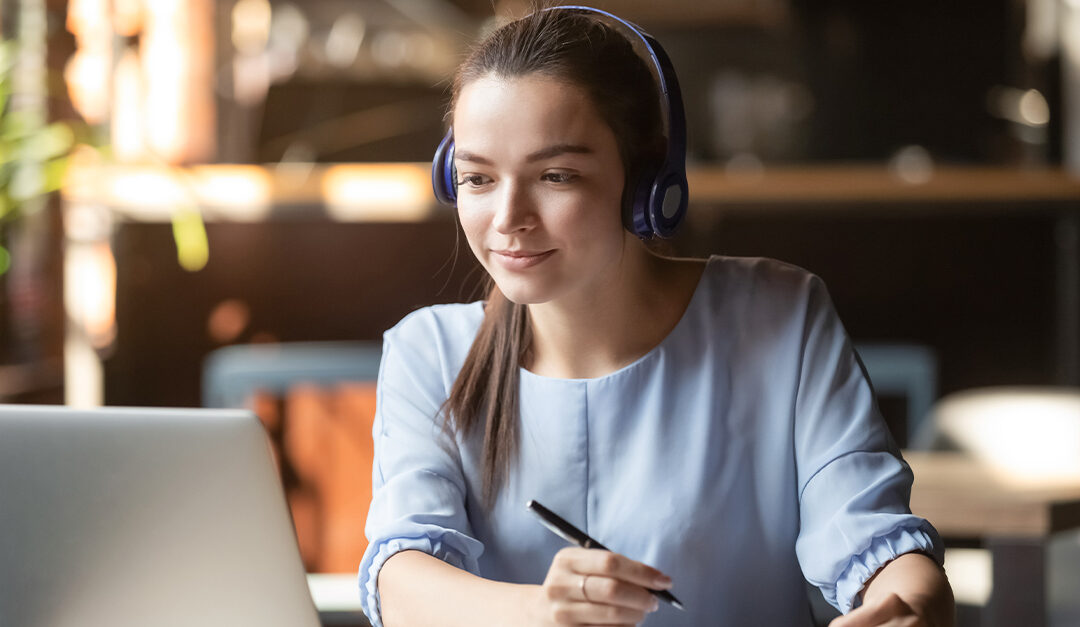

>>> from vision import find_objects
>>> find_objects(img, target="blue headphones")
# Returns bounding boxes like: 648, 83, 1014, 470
430, 5, 689, 239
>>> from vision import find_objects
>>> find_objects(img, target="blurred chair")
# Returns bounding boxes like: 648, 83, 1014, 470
854, 342, 939, 448
203, 341, 382, 575
203, 341, 382, 409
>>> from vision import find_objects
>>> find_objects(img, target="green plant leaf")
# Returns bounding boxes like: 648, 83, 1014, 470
0, 41, 16, 75
1, 109, 45, 143
0, 243, 10, 275
40, 157, 68, 194
10, 161, 44, 201
24, 123, 73, 160
171, 207, 209, 272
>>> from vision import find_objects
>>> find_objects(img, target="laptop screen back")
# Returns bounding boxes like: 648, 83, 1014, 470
0, 405, 321, 627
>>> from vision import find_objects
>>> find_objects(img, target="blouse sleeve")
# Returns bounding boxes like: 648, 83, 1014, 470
357, 314, 484, 627
792, 275, 944, 614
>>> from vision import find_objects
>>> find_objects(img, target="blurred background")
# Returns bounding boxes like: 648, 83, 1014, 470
1, 0, 1079, 625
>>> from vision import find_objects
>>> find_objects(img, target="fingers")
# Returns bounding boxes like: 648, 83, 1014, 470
829, 593, 926, 627
583, 573, 660, 613
540, 548, 669, 625
549, 600, 650, 625
541, 570, 656, 614
556, 547, 672, 591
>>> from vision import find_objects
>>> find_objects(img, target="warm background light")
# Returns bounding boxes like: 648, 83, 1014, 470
321, 164, 433, 222
934, 387, 1080, 485
66, 0, 215, 164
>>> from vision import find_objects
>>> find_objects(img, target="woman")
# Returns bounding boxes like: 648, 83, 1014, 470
359, 6, 954, 626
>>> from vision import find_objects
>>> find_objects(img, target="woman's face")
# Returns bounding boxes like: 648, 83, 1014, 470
452, 73, 630, 306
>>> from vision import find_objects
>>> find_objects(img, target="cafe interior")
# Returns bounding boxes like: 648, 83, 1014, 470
1, 0, 1079, 625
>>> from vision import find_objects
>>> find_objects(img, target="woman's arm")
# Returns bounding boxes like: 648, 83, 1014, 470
378, 550, 537, 626
378, 548, 665, 627
829, 552, 955, 627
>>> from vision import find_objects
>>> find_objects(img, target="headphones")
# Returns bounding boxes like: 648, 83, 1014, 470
431, 5, 688, 239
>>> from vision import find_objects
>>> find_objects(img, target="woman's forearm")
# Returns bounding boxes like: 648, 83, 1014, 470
861, 552, 955, 627
377, 550, 539, 626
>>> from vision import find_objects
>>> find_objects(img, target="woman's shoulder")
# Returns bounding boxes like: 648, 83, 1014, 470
378, 302, 486, 395
704, 254, 819, 284
690, 255, 834, 331
702, 254, 826, 302
385, 301, 486, 348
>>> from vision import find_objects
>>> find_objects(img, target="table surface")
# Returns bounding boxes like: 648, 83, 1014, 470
905, 450, 1080, 538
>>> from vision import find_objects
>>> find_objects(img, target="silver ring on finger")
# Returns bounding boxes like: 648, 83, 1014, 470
580, 574, 591, 603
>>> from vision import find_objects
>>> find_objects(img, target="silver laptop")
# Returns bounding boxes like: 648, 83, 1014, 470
0, 405, 322, 627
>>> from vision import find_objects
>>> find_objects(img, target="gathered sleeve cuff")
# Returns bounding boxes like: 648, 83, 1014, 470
795, 447, 946, 614
358, 522, 484, 627
830, 522, 943, 614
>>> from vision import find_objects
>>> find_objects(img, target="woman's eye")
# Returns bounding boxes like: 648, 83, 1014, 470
457, 174, 490, 187
542, 172, 578, 184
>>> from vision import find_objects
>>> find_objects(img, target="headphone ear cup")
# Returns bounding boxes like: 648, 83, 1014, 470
431, 129, 457, 206
647, 167, 689, 238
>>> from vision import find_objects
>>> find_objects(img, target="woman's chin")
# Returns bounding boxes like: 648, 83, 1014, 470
492, 276, 558, 306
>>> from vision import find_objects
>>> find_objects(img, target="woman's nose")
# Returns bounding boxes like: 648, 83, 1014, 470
491, 182, 537, 234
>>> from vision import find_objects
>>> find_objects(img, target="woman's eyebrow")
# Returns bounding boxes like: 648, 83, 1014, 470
454, 144, 593, 166
525, 144, 593, 162
454, 150, 493, 165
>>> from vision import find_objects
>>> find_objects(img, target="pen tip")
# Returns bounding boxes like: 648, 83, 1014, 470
672, 600, 686, 611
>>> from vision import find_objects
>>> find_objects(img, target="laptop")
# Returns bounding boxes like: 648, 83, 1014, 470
0, 405, 323, 627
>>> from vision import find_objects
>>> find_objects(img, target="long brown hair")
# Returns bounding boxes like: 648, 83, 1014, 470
442, 6, 666, 508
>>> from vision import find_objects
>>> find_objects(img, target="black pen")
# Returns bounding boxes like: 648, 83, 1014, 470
526, 499, 685, 611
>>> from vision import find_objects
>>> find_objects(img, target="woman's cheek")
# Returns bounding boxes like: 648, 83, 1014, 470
457, 207, 488, 257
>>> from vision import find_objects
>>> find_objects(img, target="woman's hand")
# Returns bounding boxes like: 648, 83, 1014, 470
827, 552, 954, 627
827, 592, 930, 627
530, 547, 670, 626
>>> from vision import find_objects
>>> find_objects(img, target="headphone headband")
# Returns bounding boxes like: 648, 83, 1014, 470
431, 5, 689, 239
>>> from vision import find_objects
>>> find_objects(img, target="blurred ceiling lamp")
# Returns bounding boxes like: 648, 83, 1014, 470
68, 0, 216, 164
111, 0, 142, 37
232, 48, 270, 107
142, 0, 215, 164
106, 166, 187, 216
270, 3, 309, 54
988, 86, 1050, 128
111, 49, 143, 161
64, 0, 112, 124
64, 240, 116, 350
322, 164, 432, 222
231, 0, 272, 105
190, 165, 272, 220
325, 13, 365, 68
266, 2, 308, 81
934, 387, 1080, 485
232, 0, 272, 55
371, 30, 410, 68
1018, 89, 1051, 126
888, 145, 934, 186
65, 163, 271, 222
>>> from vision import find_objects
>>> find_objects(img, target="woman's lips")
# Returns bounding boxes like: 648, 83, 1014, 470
491, 249, 556, 270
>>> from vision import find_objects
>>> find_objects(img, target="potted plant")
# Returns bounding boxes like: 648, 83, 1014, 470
0, 38, 74, 366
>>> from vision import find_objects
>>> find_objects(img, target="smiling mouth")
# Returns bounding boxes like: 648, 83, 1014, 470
491, 249, 556, 269
493, 249, 552, 258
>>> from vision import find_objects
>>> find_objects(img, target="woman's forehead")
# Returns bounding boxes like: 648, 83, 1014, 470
452, 74, 614, 155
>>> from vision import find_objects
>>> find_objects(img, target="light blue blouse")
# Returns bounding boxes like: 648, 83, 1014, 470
358, 255, 943, 626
